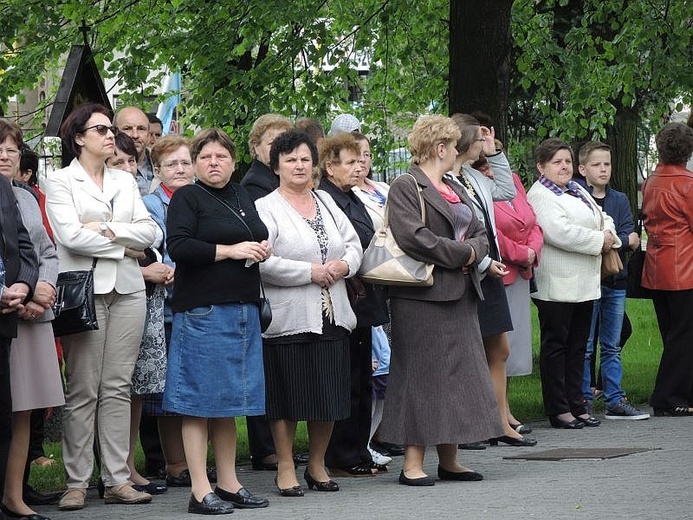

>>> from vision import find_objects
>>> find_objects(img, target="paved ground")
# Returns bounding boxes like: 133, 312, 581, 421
38, 408, 691, 520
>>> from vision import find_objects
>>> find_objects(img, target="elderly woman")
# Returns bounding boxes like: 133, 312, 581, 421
450, 113, 536, 447
318, 133, 389, 477
164, 128, 270, 515
379, 115, 502, 486
256, 129, 361, 496
642, 122, 693, 416
240, 114, 293, 201
0, 121, 63, 520
45, 102, 157, 509
527, 138, 620, 429
142, 136, 193, 487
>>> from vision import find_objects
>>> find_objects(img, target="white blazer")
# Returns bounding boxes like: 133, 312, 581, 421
45, 158, 157, 295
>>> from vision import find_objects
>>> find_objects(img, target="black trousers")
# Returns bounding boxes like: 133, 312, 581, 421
651, 289, 693, 409
0, 336, 13, 492
325, 327, 373, 468
534, 299, 593, 417
247, 415, 276, 461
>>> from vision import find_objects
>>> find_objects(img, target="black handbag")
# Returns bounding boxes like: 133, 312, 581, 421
52, 259, 99, 337
626, 213, 653, 299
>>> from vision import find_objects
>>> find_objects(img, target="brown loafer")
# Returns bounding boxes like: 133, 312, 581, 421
58, 488, 87, 510
103, 483, 152, 504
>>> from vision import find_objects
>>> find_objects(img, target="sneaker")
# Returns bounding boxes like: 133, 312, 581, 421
368, 446, 393, 466
605, 399, 650, 420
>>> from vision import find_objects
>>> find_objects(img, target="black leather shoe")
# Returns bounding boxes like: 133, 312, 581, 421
214, 487, 268, 509
166, 470, 192, 487
437, 466, 483, 481
274, 476, 304, 497
458, 442, 487, 450
304, 470, 339, 491
1, 503, 50, 520
488, 435, 538, 447
549, 416, 585, 429
576, 415, 601, 427
327, 462, 375, 477
509, 422, 533, 434
250, 458, 278, 471
187, 493, 234, 515
132, 482, 168, 495
371, 441, 405, 457
293, 453, 309, 465
23, 486, 61, 506
399, 470, 435, 486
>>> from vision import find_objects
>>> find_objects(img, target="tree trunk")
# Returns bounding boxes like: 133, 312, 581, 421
449, 0, 514, 145
606, 104, 640, 217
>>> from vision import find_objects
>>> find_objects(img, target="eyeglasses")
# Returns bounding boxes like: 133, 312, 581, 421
0, 148, 20, 158
82, 124, 119, 136
161, 160, 193, 170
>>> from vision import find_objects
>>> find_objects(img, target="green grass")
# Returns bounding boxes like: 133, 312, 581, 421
29, 299, 662, 493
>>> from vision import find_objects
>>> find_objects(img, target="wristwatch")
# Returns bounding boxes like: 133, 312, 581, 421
99, 222, 109, 236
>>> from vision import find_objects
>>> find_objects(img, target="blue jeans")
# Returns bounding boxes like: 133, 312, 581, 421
582, 286, 626, 405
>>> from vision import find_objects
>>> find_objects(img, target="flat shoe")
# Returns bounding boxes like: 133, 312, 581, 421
399, 470, 435, 486
215, 487, 268, 509
58, 488, 86, 511
188, 492, 234, 515
549, 416, 584, 429
437, 466, 483, 481
103, 483, 152, 505
488, 435, 538, 447
458, 442, 486, 450
576, 415, 601, 427
328, 463, 375, 477
509, 422, 532, 434
132, 482, 167, 495
653, 406, 693, 417
1, 503, 50, 520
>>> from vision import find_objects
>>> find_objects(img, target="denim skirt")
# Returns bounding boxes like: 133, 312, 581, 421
163, 302, 265, 418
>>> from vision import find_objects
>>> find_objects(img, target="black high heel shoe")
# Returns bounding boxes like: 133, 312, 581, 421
274, 476, 304, 497
304, 470, 339, 491
488, 435, 538, 447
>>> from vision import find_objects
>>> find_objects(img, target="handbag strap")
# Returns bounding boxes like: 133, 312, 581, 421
382, 173, 425, 230
194, 184, 256, 241
194, 184, 267, 296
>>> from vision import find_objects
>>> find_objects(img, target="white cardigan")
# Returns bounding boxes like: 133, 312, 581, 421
256, 189, 362, 338
527, 181, 620, 303
45, 158, 157, 295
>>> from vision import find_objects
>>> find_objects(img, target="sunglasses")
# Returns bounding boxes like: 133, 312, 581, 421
82, 124, 119, 136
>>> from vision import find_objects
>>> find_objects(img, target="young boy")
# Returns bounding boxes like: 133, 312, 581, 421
577, 142, 650, 420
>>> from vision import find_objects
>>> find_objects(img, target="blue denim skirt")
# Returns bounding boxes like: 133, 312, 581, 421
163, 303, 265, 418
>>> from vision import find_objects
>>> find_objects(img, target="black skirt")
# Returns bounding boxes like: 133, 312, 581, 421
263, 335, 350, 422
477, 275, 514, 337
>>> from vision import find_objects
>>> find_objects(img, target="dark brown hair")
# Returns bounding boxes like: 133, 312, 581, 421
534, 138, 574, 166
191, 128, 236, 162
59, 103, 112, 157
655, 122, 693, 165
0, 119, 24, 150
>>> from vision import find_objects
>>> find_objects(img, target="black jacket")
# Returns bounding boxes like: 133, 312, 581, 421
318, 178, 389, 327
240, 159, 279, 202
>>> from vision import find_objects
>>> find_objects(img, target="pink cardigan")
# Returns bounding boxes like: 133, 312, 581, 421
494, 173, 544, 285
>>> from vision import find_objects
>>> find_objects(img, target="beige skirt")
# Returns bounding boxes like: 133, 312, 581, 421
10, 321, 65, 411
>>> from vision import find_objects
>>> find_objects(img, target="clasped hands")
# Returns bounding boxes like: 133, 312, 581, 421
219, 240, 272, 263
311, 260, 349, 289
602, 230, 618, 252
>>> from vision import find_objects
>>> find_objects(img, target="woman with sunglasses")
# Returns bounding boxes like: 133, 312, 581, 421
45, 102, 157, 510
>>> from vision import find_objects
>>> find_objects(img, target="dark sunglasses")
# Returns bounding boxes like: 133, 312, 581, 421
81, 124, 119, 136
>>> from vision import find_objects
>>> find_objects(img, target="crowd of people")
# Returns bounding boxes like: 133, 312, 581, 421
0, 105, 692, 518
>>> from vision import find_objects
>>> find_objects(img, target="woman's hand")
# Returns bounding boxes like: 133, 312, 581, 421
217, 241, 272, 262
311, 263, 336, 288
602, 230, 617, 252
141, 262, 175, 284
487, 260, 509, 278
1, 283, 30, 314
464, 246, 477, 267
20, 301, 46, 321
124, 248, 146, 260
628, 231, 640, 251
480, 125, 498, 156
32, 281, 56, 310
526, 247, 537, 267
324, 259, 349, 282
83, 221, 115, 239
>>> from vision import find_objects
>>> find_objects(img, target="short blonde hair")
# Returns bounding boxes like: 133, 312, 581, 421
318, 133, 361, 177
248, 114, 292, 158
408, 115, 461, 165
